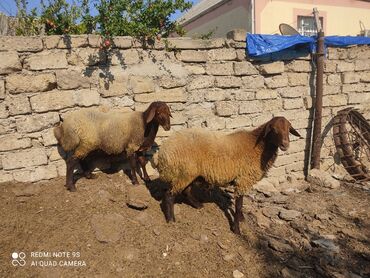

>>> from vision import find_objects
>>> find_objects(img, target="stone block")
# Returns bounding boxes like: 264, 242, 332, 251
242, 75, 265, 89
184, 64, 205, 75
176, 50, 207, 62
261, 99, 282, 112
239, 100, 262, 114
6, 73, 56, 94
2, 148, 48, 170
287, 73, 309, 86
0, 171, 13, 183
30, 90, 75, 112
99, 69, 130, 97
283, 98, 303, 110
215, 76, 242, 88
342, 72, 360, 84
0, 135, 32, 152
226, 116, 252, 129
42, 128, 58, 146
0, 80, 4, 99
0, 103, 8, 119
6, 95, 31, 116
278, 86, 309, 98
56, 69, 91, 90
215, 101, 238, 116
16, 112, 60, 133
252, 113, 273, 127
111, 49, 141, 65
24, 51, 68, 70
324, 60, 337, 73
226, 29, 246, 41
264, 75, 288, 88
259, 62, 284, 74
0, 36, 43, 52
134, 88, 186, 103
348, 93, 370, 104
286, 60, 311, 72
204, 88, 231, 101
88, 34, 102, 48
165, 38, 224, 49
233, 61, 258, 76
360, 71, 370, 82
336, 61, 355, 72
256, 89, 278, 100
13, 164, 58, 182
323, 85, 340, 95
355, 59, 370, 71
235, 90, 255, 100
0, 52, 21, 75
68, 48, 107, 66
159, 76, 187, 89
327, 74, 341, 85
112, 36, 132, 49
74, 89, 100, 107
323, 94, 347, 107
130, 76, 155, 94
206, 116, 226, 130
208, 48, 236, 61
206, 62, 234, 76
187, 76, 215, 90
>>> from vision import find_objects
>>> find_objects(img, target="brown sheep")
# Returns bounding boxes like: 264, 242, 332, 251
157, 117, 301, 234
54, 101, 171, 191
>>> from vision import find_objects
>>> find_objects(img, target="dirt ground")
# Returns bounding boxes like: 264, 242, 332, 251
0, 171, 369, 278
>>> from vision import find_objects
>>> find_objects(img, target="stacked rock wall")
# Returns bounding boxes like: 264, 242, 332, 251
0, 32, 369, 183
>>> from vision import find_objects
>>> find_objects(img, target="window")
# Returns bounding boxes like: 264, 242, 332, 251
297, 16, 323, 36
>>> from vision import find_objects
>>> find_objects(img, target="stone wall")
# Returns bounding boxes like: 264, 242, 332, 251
0, 32, 369, 183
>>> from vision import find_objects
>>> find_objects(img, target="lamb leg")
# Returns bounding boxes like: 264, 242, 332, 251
232, 195, 244, 235
137, 153, 150, 182
129, 154, 139, 185
164, 191, 176, 222
66, 156, 79, 192
183, 186, 203, 209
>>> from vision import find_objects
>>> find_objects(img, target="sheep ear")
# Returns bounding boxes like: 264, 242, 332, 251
263, 123, 272, 138
144, 106, 156, 124
289, 126, 301, 137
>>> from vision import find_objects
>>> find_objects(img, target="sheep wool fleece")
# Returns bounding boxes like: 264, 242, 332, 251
57, 108, 145, 159
157, 128, 268, 196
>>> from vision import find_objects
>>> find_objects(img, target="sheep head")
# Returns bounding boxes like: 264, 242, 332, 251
143, 101, 172, 131
262, 117, 301, 151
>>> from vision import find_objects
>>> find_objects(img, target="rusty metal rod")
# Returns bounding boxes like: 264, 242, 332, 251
311, 30, 325, 169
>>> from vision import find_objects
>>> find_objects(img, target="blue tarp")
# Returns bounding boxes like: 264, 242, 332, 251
247, 34, 370, 57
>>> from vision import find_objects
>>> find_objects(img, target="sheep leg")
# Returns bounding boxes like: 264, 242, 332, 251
80, 159, 96, 179
129, 154, 139, 185
183, 186, 203, 209
66, 156, 79, 192
137, 154, 150, 182
232, 195, 244, 235
163, 190, 176, 222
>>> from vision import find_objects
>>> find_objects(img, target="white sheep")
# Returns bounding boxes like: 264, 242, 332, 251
157, 117, 301, 234
54, 101, 171, 191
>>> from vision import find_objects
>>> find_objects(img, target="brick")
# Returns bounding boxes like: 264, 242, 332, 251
0, 36, 43, 52
67, 48, 107, 66
6, 73, 56, 94
265, 75, 288, 88
99, 69, 130, 97
215, 101, 238, 116
215, 76, 242, 88
112, 36, 132, 49
159, 76, 187, 89
261, 99, 282, 112
56, 69, 91, 90
336, 61, 355, 72
242, 75, 264, 89
43, 35, 88, 49
259, 62, 284, 74
0, 135, 32, 152
233, 61, 258, 75
73, 89, 100, 107
206, 116, 226, 130
208, 48, 236, 61
323, 94, 347, 107
355, 59, 370, 71
111, 49, 141, 65
6, 95, 31, 116
13, 164, 58, 182
348, 93, 370, 104
226, 116, 252, 129
327, 74, 341, 85
187, 89, 205, 103
206, 62, 234, 76
256, 89, 278, 100
176, 50, 207, 62
239, 100, 262, 114
360, 71, 370, 82
187, 76, 214, 90
25, 51, 68, 70
0, 52, 21, 75
2, 148, 48, 170
342, 72, 360, 84
323, 85, 340, 95
283, 98, 303, 110
16, 112, 60, 133
278, 86, 309, 98
0, 80, 5, 100
130, 76, 155, 94
324, 60, 337, 73
287, 60, 311, 72
342, 83, 365, 93
287, 73, 308, 86
134, 88, 186, 103
42, 129, 58, 146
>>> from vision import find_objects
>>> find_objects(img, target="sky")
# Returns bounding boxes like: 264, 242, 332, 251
0, 0, 199, 19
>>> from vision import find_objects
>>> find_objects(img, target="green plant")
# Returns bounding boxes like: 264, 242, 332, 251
95, 0, 192, 44
15, 0, 44, 35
